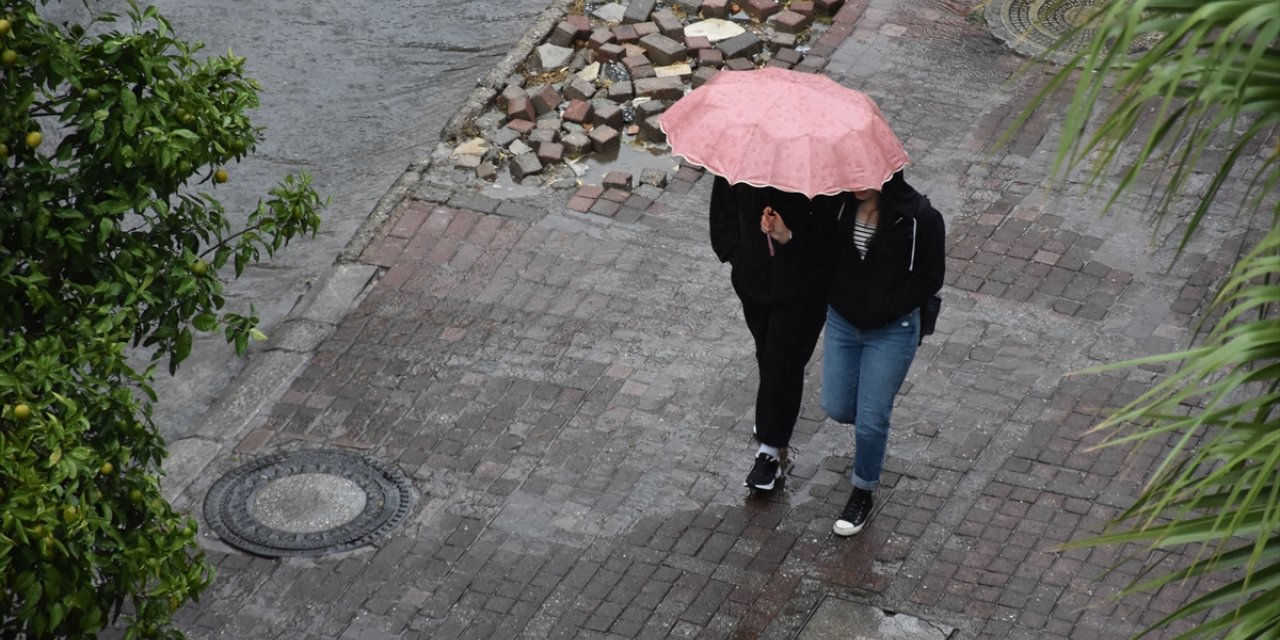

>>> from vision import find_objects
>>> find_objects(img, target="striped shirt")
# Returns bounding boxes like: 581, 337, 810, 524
853, 219, 876, 257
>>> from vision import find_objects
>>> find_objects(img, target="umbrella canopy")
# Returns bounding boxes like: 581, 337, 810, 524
658, 67, 909, 199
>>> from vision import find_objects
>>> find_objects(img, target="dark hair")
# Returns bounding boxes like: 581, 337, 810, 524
878, 171, 919, 218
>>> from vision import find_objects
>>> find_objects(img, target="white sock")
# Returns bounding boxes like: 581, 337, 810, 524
758, 444, 780, 459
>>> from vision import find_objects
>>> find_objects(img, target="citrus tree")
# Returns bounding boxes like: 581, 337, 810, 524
0, 1, 324, 637
1017, 0, 1279, 637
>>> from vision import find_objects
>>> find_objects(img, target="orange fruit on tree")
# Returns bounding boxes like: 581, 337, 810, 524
25, 131, 42, 149
12, 403, 31, 421
213, 168, 228, 183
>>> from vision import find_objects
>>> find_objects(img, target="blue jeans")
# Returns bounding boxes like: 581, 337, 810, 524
821, 307, 919, 491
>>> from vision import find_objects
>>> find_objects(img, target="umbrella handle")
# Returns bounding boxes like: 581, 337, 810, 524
767, 234, 775, 257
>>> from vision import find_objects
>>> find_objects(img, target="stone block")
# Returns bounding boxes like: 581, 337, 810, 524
701, 0, 729, 18
794, 54, 827, 73
453, 153, 481, 169
603, 171, 633, 190
588, 28, 617, 50
537, 142, 565, 165
597, 43, 626, 62
685, 35, 712, 51
565, 99, 593, 124
765, 58, 792, 69
622, 53, 652, 74
770, 32, 798, 50
696, 48, 724, 67
589, 125, 621, 153
498, 84, 526, 111
606, 80, 635, 101
536, 43, 575, 71
718, 32, 763, 59
770, 10, 811, 33
639, 33, 687, 66
528, 128, 558, 144
631, 65, 656, 80
564, 77, 597, 102
744, 0, 781, 20
724, 57, 756, 71
505, 119, 536, 135
674, 0, 703, 14
562, 99, 594, 124
654, 11, 684, 41
774, 48, 803, 66
508, 139, 533, 156
529, 84, 564, 115
654, 63, 692, 78
814, 0, 845, 15
790, 1, 815, 16
593, 101, 625, 128
635, 99, 669, 120
505, 95, 536, 122
638, 115, 666, 143
633, 76, 685, 101
548, 21, 578, 47
640, 168, 669, 187
536, 117, 562, 131
613, 24, 640, 44
561, 131, 591, 156
622, 0, 657, 24
692, 66, 719, 88
566, 15, 592, 38
476, 161, 497, 181
489, 127, 521, 147
592, 2, 627, 22
510, 152, 543, 180
633, 22, 659, 38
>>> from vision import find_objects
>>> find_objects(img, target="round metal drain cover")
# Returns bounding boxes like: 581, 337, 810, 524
985, 0, 1120, 64
204, 449, 414, 557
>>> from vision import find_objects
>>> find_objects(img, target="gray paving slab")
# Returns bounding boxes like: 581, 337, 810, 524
125, 0, 1278, 639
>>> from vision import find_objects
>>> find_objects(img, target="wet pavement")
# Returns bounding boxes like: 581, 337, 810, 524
43, 0, 550, 439
126, 0, 1275, 638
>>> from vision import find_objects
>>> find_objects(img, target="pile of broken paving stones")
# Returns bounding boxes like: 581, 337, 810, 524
448, 0, 849, 211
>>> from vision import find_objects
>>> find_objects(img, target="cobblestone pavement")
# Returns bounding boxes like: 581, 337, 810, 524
146, 0, 1274, 639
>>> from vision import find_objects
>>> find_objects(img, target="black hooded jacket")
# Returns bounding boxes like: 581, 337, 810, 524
827, 172, 945, 330
709, 176, 839, 304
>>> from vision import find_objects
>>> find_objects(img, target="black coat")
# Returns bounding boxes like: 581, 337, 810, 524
827, 176, 945, 330
708, 176, 838, 304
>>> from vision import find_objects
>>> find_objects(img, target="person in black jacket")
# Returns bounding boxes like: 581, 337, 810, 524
821, 171, 945, 536
709, 175, 838, 491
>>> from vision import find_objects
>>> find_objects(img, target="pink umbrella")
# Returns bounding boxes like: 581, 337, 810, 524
658, 67, 909, 199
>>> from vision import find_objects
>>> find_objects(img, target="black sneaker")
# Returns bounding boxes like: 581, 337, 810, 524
744, 452, 782, 490
833, 488, 873, 537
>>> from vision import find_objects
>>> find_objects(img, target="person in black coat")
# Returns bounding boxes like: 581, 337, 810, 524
709, 175, 839, 491
821, 170, 945, 536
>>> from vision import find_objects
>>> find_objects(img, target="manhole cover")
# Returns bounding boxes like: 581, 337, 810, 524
204, 449, 414, 557
985, 0, 1105, 64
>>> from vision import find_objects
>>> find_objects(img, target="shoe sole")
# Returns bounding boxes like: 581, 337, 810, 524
833, 519, 865, 537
